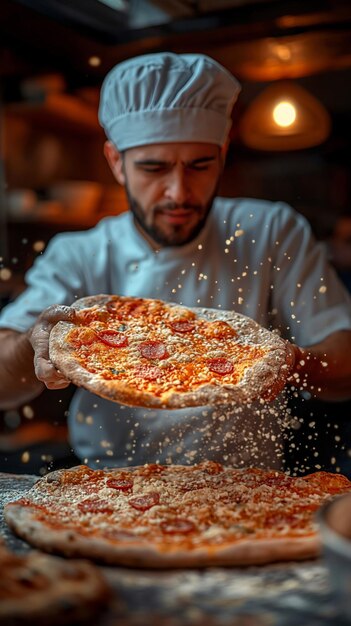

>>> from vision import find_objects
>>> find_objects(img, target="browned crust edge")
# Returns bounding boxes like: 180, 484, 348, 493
4, 503, 319, 568
49, 295, 291, 408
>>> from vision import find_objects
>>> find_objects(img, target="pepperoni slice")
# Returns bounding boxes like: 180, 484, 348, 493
106, 478, 133, 492
128, 492, 160, 511
139, 341, 168, 360
207, 357, 234, 375
160, 518, 196, 534
169, 319, 195, 333
96, 329, 128, 348
77, 498, 113, 514
135, 365, 163, 381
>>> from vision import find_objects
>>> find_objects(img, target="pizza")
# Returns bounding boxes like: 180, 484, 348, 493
4, 461, 351, 568
49, 294, 292, 408
0, 541, 110, 625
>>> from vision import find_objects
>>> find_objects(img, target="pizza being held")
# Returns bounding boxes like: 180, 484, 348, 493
5, 462, 351, 568
49, 295, 292, 408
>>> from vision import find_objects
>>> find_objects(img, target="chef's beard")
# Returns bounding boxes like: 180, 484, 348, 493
124, 181, 220, 247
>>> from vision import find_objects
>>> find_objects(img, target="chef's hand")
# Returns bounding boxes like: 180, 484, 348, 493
261, 340, 296, 401
285, 342, 320, 392
27, 305, 77, 389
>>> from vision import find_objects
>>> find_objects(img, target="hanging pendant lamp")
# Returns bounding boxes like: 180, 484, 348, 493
239, 81, 332, 151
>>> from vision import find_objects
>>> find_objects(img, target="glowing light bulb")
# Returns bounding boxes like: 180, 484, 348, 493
88, 56, 101, 67
272, 101, 296, 128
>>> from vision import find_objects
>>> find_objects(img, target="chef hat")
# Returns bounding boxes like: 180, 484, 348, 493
98, 52, 241, 150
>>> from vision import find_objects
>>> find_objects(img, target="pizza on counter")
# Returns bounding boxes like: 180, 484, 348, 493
5, 461, 351, 568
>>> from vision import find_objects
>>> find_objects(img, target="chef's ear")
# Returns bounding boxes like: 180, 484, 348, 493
104, 141, 125, 185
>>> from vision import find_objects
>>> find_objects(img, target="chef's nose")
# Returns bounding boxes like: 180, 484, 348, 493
164, 169, 190, 204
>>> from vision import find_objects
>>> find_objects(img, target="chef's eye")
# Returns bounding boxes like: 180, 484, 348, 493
188, 164, 210, 171
142, 166, 167, 173
187, 159, 215, 171
135, 163, 171, 173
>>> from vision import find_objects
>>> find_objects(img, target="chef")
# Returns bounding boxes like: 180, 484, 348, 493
0, 52, 351, 469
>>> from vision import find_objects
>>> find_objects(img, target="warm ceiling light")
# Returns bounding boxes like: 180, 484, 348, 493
88, 56, 101, 67
272, 101, 296, 127
239, 81, 331, 151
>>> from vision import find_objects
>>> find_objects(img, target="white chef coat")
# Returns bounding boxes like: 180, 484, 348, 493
1, 198, 351, 468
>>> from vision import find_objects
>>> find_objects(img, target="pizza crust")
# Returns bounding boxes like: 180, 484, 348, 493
6, 462, 347, 570
49, 295, 292, 408
4, 502, 319, 568
0, 544, 110, 625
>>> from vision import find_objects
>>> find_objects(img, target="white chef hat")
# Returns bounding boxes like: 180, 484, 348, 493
98, 52, 241, 151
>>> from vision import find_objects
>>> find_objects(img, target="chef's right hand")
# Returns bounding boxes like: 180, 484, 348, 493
27, 305, 77, 389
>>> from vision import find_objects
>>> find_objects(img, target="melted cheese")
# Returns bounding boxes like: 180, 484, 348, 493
67, 299, 265, 395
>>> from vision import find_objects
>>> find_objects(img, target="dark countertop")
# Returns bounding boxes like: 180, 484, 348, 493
0, 472, 348, 626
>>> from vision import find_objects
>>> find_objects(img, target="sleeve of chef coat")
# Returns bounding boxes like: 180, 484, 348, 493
268, 202, 351, 346
0, 230, 97, 332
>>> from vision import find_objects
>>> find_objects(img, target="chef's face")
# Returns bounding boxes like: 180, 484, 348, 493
105, 142, 224, 247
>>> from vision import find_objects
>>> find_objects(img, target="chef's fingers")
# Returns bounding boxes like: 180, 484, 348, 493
34, 355, 71, 389
286, 344, 307, 382
29, 304, 77, 351
36, 304, 78, 328
29, 304, 76, 387
31, 324, 70, 387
